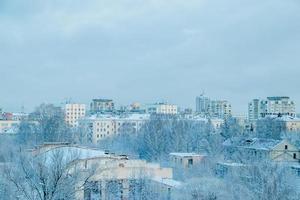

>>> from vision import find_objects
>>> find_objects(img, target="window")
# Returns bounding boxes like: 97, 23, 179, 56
294, 153, 297, 159
285, 145, 288, 150
188, 159, 193, 167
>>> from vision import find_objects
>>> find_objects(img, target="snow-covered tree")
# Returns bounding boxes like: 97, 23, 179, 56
16, 104, 72, 145
3, 148, 96, 200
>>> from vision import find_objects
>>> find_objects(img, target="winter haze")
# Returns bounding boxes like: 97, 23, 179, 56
1, 0, 300, 113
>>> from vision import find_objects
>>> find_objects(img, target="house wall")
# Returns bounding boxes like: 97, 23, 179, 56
271, 141, 299, 162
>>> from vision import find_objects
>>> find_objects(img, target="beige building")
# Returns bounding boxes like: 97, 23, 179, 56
65, 104, 86, 127
81, 114, 150, 143
170, 153, 207, 168
225, 138, 300, 163
281, 116, 300, 132
270, 139, 299, 162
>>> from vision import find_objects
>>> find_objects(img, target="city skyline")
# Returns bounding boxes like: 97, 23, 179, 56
1, 94, 299, 116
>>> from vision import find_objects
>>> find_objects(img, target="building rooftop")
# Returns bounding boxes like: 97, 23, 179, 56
169, 152, 205, 157
217, 162, 248, 167
267, 96, 290, 101
151, 177, 182, 188
92, 99, 113, 102
223, 137, 284, 151
86, 113, 150, 121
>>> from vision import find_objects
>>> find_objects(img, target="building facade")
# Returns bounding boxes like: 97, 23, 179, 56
169, 153, 206, 168
65, 104, 86, 127
90, 99, 114, 113
248, 97, 296, 121
145, 103, 178, 115
30, 144, 181, 200
195, 95, 232, 119
81, 114, 150, 143
266, 97, 296, 117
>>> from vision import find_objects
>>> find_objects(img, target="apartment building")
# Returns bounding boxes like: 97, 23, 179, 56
266, 96, 296, 117
65, 104, 86, 127
81, 114, 150, 143
196, 95, 210, 114
248, 96, 296, 121
90, 99, 114, 113
144, 103, 178, 115
195, 95, 232, 119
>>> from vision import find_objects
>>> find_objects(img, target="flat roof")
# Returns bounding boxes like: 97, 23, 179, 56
169, 152, 205, 157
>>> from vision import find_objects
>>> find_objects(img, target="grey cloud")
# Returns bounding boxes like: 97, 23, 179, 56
0, 0, 300, 114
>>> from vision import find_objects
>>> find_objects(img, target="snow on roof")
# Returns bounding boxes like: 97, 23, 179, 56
86, 113, 150, 121
169, 152, 204, 157
36, 145, 110, 161
217, 162, 247, 167
238, 138, 282, 150
151, 177, 182, 188
223, 137, 287, 151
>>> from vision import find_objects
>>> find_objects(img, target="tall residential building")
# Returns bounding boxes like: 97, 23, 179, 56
210, 100, 232, 119
195, 95, 232, 119
90, 99, 114, 113
144, 103, 178, 115
248, 99, 268, 121
248, 96, 296, 121
65, 104, 86, 127
196, 95, 210, 114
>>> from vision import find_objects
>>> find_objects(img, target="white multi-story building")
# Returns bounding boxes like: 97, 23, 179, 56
248, 97, 296, 121
65, 104, 86, 127
145, 103, 178, 115
81, 114, 150, 144
266, 97, 295, 117
248, 99, 268, 121
195, 95, 232, 119
210, 100, 232, 119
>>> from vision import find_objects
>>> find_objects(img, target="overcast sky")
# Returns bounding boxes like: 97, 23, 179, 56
0, 0, 300, 114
